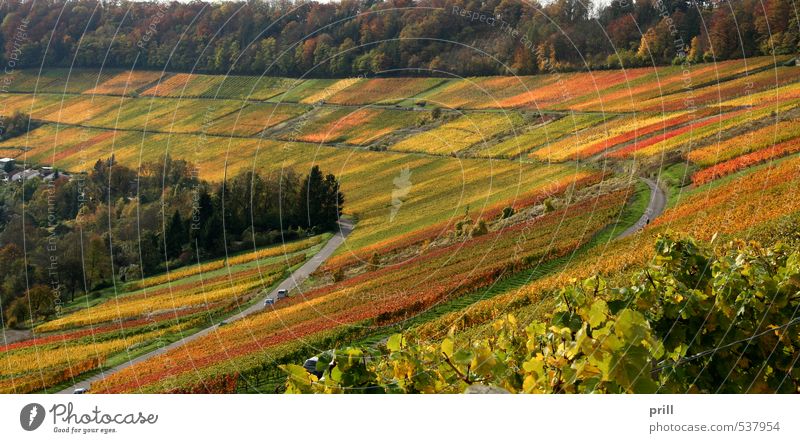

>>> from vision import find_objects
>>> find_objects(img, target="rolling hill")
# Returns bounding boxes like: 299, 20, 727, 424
2, 55, 800, 393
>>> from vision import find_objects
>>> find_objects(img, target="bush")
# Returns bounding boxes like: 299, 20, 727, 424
454, 218, 472, 237
5, 298, 29, 328
0, 112, 38, 141
243, 228, 281, 247
368, 252, 380, 268
500, 207, 515, 219
605, 49, 641, 69
671, 54, 687, 65
332, 267, 345, 283
471, 219, 488, 236
543, 197, 556, 212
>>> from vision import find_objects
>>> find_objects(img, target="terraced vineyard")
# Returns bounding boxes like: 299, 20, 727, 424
90, 185, 630, 393
0, 237, 328, 393
2, 54, 800, 394
291, 107, 420, 146
415, 154, 800, 347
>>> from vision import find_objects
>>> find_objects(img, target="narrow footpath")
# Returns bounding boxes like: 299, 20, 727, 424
617, 178, 667, 239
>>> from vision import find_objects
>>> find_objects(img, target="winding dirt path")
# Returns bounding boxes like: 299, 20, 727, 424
617, 177, 667, 239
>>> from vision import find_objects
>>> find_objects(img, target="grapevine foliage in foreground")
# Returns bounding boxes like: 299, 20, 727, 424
282, 234, 800, 393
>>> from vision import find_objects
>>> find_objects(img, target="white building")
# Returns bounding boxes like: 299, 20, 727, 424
0, 157, 15, 170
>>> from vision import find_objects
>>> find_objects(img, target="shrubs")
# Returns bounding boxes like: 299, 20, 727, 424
332, 267, 345, 283
368, 252, 380, 269
454, 217, 488, 237
470, 219, 488, 237
0, 112, 38, 141
454, 218, 472, 237
543, 197, 556, 212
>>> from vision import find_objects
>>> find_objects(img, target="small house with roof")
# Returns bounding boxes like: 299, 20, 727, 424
0, 157, 15, 171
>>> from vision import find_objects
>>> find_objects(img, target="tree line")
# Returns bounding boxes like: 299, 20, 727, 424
0, 0, 795, 78
0, 156, 343, 327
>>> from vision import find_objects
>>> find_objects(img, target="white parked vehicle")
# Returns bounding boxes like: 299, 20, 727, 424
264, 298, 275, 306
73, 388, 88, 394
276, 289, 288, 299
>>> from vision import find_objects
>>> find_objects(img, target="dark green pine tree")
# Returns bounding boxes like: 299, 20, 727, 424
201, 212, 225, 255
165, 210, 187, 260
322, 173, 344, 230
141, 230, 163, 275
190, 188, 214, 246
298, 165, 326, 229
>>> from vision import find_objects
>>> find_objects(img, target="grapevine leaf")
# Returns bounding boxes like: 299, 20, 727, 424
588, 300, 608, 328
386, 334, 404, 352
441, 338, 454, 358
453, 349, 474, 365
